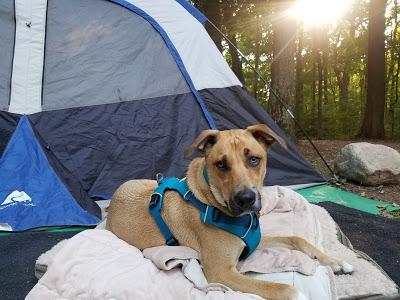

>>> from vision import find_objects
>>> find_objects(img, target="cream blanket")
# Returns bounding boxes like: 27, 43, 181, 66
26, 186, 398, 300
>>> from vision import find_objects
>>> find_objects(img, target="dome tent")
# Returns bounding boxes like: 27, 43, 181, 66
0, 0, 324, 231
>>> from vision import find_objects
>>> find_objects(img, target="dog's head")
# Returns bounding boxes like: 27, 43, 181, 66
185, 124, 287, 216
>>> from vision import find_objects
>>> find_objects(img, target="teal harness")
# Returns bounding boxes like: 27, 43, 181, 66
148, 175, 261, 259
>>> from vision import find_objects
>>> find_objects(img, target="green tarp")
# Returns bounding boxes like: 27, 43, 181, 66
297, 184, 400, 217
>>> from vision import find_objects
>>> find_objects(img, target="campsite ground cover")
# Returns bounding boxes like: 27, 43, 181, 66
297, 140, 400, 206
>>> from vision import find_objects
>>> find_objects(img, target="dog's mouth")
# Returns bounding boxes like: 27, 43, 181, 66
228, 191, 262, 216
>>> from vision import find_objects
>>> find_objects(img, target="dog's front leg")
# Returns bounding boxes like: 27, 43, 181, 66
200, 248, 306, 300
258, 236, 353, 274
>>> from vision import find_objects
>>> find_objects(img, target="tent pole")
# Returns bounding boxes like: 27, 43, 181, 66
207, 20, 337, 180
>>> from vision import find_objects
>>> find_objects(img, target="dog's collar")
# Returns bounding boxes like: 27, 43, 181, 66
148, 177, 261, 260
203, 167, 210, 186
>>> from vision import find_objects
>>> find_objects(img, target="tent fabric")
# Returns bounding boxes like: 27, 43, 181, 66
9, 0, 46, 115
114, 0, 242, 91
110, 0, 217, 129
0, 0, 14, 111
28, 89, 325, 199
42, 0, 190, 111
0, 111, 20, 156
7, 0, 241, 116
0, 0, 325, 230
175, 0, 208, 25
31, 123, 102, 219
29, 92, 211, 198
0, 116, 100, 231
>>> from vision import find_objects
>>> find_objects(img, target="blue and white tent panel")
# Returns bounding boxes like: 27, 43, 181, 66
0, 0, 325, 230
113, 0, 241, 90
7, 0, 241, 115
0, 116, 99, 231
175, 0, 208, 24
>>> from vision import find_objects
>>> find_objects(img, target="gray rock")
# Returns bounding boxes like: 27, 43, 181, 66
334, 142, 400, 186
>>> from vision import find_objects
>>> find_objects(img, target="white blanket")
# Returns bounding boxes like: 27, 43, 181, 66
26, 186, 398, 300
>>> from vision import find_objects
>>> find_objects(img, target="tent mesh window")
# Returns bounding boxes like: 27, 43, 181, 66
42, 0, 190, 111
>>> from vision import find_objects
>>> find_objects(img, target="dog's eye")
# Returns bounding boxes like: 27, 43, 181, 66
216, 160, 227, 170
248, 156, 261, 167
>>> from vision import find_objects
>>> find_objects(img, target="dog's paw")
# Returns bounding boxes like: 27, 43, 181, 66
331, 260, 354, 274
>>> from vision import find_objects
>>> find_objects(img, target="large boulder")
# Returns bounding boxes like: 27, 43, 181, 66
334, 142, 400, 186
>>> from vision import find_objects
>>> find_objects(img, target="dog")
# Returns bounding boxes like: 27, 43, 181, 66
106, 124, 353, 300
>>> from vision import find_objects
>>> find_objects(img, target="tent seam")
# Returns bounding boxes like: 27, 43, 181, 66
107, 0, 217, 129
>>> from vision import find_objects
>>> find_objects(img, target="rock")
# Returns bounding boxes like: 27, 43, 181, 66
334, 142, 400, 186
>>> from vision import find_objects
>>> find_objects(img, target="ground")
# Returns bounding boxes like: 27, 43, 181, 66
296, 139, 400, 206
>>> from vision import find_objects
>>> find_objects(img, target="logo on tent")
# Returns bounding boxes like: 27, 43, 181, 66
0, 191, 34, 210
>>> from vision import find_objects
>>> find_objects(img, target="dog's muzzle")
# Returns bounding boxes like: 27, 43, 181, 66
232, 189, 261, 214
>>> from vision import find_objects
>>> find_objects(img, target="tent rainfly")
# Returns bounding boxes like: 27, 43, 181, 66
0, 0, 325, 231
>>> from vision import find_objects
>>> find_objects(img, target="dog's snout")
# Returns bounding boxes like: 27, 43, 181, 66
234, 189, 256, 208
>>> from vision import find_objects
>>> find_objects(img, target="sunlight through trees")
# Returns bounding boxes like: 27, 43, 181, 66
193, 0, 400, 139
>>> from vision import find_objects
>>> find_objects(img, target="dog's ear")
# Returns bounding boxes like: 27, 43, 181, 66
184, 130, 219, 159
246, 124, 287, 150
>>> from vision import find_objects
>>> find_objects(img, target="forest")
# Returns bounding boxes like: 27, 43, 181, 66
192, 0, 400, 140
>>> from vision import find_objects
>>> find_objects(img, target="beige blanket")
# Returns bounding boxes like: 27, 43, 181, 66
26, 186, 398, 300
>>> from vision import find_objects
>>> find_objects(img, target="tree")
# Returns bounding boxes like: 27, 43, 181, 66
359, 0, 387, 138
269, 1, 296, 137
387, 0, 399, 138
202, 0, 223, 52
192, 0, 400, 139
294, 23, 304, 131
222, 1, 246, 84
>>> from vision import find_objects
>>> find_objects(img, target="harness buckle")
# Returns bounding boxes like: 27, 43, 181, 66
149, 194, 160, 209
155, 173, 164, 184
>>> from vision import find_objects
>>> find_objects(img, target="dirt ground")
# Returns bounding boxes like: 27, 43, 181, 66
296, 139, 400, 205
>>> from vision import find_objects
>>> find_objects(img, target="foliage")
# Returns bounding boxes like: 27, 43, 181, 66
193, 0, 400, 139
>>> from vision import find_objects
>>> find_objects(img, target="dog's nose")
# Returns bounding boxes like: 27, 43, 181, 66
234, 189, 256, 209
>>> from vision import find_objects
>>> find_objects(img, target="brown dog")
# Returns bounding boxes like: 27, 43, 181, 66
106, 124, 353, 300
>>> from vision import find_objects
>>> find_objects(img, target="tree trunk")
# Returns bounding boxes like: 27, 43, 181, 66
360, 66, 366, 116
227, 32, 245, 84
359, 0, 387, 138
395, 56, 399, 136
389, 0, 399, 138
269, 1, 296, 138
223, 2, 245, 84
252, 13, 262, 99
252, 40, 261, 98
295, 25, 304, 133
203, 0, 223, 53
333, 51, 350, 133
317, 52, 323, 138
312, 60, 317, 135
322, 28, 329, 106
311, 27, 320, 136
392, 60, 399, 137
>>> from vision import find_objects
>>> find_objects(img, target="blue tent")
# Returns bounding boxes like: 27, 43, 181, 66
0, 0, 324, 231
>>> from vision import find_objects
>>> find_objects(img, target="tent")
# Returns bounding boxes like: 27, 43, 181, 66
0, 0, 325, 231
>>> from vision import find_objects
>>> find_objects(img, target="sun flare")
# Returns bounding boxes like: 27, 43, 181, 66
288, 0, 351, 26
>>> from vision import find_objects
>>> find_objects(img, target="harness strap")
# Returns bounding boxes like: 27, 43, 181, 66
203, 167, 210, 186
148, 177, 261, 259
148, 178, 182, 246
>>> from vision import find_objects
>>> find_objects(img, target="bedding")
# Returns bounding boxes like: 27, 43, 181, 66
26, 186, 398, 300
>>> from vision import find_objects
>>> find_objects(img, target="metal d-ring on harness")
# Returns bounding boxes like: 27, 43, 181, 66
148, 174, 261, 259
